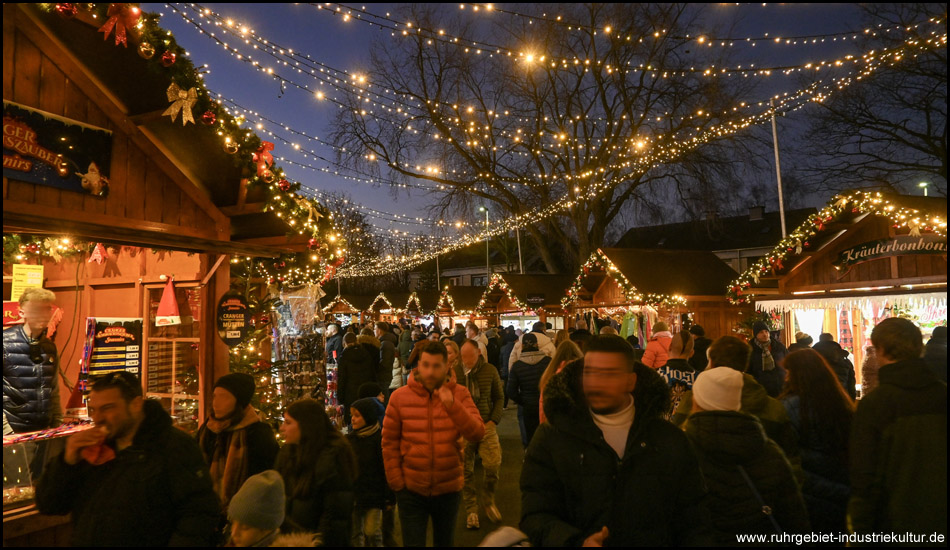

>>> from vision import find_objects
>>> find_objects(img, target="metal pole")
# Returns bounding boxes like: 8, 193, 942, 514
337, 277, 341, 297
515, 226, 524, 274
436, 254, 440, 289
485, 211, 491, 277
770, 98, 788, 238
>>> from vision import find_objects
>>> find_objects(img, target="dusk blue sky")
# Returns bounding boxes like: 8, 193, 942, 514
143, 3, 892, 239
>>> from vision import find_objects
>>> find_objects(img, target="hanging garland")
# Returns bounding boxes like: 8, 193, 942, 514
561, 249, 689, 310
476, 273, 531, 314
727, 190, 948, 304
2, 234, 91, 264
436, 288, 474, 317
36, 3, 344, 287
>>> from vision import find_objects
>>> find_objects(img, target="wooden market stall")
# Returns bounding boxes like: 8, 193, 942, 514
563, 248, 747, 340
434, 285, 487, 330
323, 294, 373, 325
389, 290, 438, 325
476, 273, 574, 331
2, 5, 318, 544
728, 191, 947, 386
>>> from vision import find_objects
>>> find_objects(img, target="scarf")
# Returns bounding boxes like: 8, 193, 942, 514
755, 338, 776, 372
199, 405, 260, 509
462, 357, 486, 401
354, 421, 380, 438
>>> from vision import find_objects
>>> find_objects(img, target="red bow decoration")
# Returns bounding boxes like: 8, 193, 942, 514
98, 4, 141, 47
253, 141, 275, 177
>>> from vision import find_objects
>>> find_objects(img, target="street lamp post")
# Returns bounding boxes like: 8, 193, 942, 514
479, 206, 490, 280
919, 182, 930, 197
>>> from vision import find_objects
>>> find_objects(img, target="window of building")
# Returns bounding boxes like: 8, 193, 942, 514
471, 275, 488, 287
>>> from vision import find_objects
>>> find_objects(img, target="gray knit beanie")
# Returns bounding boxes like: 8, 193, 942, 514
228, 470, 286, 530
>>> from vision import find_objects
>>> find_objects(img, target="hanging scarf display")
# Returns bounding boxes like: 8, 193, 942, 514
755, 338, 776, 371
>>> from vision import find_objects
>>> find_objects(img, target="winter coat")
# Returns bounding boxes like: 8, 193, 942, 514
382, 371, 485, 496
689, 336, 713, 373
451, 329, 467, 348
378, 339, 397, 389
520, 359, 713, 547
812, 340, 857, 400
325, 333, 344, 363
35, 399, 220, 547
3, 325, 62, 433
748, 338, 788, 397
508, 330, 556, 369
685, 411, 810, 544
641, 331, 672, 369
397, 330, 414, 363
196, 407, 280, 508
781, 395, 850, 533
453, 357, 505, 425
406, 339, 429, 370
848, 358, 947, 537
673, 372, 803, 484
924, 334, 947, 383
283, 438, 355, 548
347, 426, 395, 509
508, 351, 551, 413
499, 340, 515, 379
338, 344, 378, 411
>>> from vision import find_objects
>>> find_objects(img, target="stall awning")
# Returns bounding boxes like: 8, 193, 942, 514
755, 290, 947, 313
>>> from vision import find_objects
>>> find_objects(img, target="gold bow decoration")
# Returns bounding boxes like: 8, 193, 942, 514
163, 83, 197, 126
294, 196, 325, 225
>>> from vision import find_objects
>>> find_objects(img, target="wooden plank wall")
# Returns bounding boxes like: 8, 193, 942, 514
2, 20, 217, 238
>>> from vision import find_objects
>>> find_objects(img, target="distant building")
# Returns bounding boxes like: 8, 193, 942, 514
613, 206, 817, 273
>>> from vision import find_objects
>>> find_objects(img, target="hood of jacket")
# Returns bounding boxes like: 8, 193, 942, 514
342, 343, 373, 362
651, 331, 672, 342
812, 340, 848, 361
380, 332, 398, 346
358, 334, 381, 349
399, 329, 413, 344
516, 350, 549, 366
878, 357, 942, 390
130, 398, 174, 449
542, 357, 671, 433
684, 410, 768, 463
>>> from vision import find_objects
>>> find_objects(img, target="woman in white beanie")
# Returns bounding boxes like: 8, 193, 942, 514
684, 368, 810, 544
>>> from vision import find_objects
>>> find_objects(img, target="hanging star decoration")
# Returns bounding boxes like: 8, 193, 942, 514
87, 243, 108, 264
163, 82, 197, 125
97, 4, 141, 47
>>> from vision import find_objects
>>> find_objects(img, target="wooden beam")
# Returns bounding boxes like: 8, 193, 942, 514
16, 5, 230, 234
220, 202, 267, 217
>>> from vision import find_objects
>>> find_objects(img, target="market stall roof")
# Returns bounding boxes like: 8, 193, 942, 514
727, 190, 947, 305
324, 294, 374, 314
3, 5, 309, 257
367, 292, 396, 313
437, 285, 486, 315
478, 273, 574, 313
412, 290, 442, 315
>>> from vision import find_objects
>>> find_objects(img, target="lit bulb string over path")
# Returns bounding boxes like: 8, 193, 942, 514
311, 3, 944, 76
331, 34, 946, 278
458, 3, 942, 48
170, 2, 943, 198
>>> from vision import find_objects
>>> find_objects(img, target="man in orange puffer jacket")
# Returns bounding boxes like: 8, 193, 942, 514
642, 321, 673, 369
382, 340, 485, 547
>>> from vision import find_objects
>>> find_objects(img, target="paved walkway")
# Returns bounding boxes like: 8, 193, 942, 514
452, 405, 525, 547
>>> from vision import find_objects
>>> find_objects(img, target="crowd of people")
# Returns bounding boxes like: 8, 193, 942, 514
4, 286, 946, 547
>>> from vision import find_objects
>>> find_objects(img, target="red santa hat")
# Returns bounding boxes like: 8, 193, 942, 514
155, 277, 181, 326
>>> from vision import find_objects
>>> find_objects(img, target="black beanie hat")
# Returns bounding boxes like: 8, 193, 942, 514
752, 321, 770, 336
350, 398, 380, 426
214, 373, 256, 410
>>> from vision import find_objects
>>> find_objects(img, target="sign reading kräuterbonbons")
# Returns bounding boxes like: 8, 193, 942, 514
834, 235, 947, 269
3, 100, 112, 196
216, 292, 250, 347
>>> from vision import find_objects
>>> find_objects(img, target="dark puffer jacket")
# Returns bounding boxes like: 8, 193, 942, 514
507, 351, 551, 410
347, 426, 394, 510
35, 399, 220, 546
848, 358, 947, 537
325, 333, 344, 363
520, 359, 712, 547
685, 411, 810, 544
338, 344, 378, 412
283, 438, 356, 547
782, 395, 850, 533
3, 325, 62, 433
812, 341, 857, 400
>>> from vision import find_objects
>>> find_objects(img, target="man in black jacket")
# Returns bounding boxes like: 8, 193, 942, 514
849, 318, 947, 538
520, 335, 711, 546
36, 371, 220, 546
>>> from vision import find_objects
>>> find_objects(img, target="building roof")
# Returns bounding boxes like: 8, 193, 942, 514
438, 285, 486, 313
480, 273, 575, 311
600, 248, 739, 296
614, 207, 817, 251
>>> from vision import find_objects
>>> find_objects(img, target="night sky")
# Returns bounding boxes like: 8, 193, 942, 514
143, 3, 890, 238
